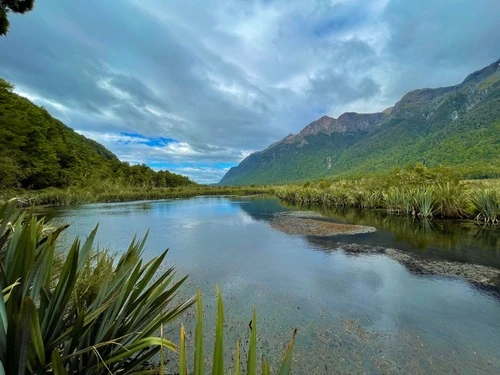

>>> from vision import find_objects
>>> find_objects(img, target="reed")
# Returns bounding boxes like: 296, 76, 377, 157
411, 187, 436, 218
434, 181, 469, 218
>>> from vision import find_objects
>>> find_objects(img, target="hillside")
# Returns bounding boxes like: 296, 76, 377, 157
220, 60, 500, 185
0, 79, 193, 189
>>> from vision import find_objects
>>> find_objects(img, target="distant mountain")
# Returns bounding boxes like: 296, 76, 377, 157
0, 79, 193, 189
220, 59, 500, 185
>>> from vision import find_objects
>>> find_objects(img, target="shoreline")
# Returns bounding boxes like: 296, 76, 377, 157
268, 211, 500, 294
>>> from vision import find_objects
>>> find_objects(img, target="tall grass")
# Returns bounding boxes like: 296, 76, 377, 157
412, 187, 435, 218
0, 184, 276, 207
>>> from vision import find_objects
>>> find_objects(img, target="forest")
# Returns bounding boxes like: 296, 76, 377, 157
0, 78, 193, 190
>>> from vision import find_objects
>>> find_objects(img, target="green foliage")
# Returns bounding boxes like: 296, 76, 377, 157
0, 80, 194, 190
0, 199, 196, 374
0, 0, 35, 35
1, 184, 276, 207
471, 189, 499, 224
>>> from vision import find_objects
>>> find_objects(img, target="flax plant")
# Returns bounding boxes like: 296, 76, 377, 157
0, 199, 196, 374
471, 189, 499, 224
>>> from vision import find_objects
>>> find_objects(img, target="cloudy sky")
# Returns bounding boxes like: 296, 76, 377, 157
1, 0, 499, 183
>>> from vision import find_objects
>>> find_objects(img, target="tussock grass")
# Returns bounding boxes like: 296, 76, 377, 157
276, 165, 500, 224
471, 189, 499, 224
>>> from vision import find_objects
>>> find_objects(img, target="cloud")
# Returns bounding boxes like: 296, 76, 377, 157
1, 0, 498, 183
77, 131, 250, 165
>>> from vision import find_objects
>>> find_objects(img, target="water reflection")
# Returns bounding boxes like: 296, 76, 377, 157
237, 199, 500, 269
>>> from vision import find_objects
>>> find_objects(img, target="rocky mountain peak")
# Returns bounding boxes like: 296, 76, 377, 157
298, 116, 337, 137
462, 58, 500, 85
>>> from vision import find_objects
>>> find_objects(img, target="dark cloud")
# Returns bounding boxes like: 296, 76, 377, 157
383, 0, 500, 96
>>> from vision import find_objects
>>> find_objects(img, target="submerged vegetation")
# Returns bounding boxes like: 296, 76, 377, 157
0, 200, 295, 374
276, 165, 500, 224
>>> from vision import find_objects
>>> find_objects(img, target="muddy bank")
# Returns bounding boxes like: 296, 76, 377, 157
269, 211, 376, 236
331, 242, 500, 294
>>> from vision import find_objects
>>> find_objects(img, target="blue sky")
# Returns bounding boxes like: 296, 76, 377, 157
1, 0, 499, 183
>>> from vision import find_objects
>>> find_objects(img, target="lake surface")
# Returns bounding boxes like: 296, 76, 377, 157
41, 196, 500, 374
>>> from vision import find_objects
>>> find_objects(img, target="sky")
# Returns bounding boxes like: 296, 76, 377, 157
1, 0, 499, 184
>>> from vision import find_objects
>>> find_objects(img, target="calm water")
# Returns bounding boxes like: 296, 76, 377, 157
41, 196, 500, 374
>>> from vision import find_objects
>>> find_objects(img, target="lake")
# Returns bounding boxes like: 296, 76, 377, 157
41, 196, 500, 374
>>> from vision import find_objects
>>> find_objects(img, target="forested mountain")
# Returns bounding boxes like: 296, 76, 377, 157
220, 60, 500, 185
0, 79, 193, 189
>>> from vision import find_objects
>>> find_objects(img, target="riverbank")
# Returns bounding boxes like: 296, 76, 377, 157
0, 184, 276, 206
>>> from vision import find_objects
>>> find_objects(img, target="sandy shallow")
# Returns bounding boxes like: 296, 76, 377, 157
269, 211, 376, 236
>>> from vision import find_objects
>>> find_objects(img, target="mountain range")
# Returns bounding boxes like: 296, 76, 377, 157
219, 59, 500, 185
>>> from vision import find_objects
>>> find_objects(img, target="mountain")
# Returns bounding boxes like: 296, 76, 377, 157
220, 60, 500, 185
0, 78, 193, 189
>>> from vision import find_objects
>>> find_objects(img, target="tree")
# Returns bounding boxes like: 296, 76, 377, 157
0, 0, 35, 36
0, 77, 13, 91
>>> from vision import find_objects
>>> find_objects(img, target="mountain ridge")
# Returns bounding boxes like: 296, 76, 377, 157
220, 59, 500, 185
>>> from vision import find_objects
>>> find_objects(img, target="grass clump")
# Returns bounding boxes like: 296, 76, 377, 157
471, 189, 499, 224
